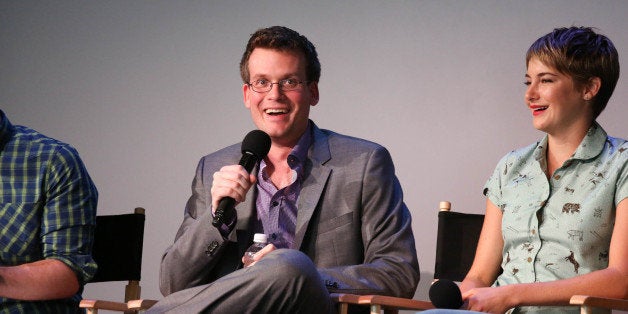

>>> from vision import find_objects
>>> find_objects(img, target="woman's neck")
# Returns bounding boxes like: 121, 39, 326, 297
545, 122, 591, 177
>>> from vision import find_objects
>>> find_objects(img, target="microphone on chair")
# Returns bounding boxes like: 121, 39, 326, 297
429, 279, 464, 309
211, 130, 271, 228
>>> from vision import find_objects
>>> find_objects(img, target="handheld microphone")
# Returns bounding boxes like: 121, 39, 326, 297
429, 279, 464, 309
212, 130, 271, 227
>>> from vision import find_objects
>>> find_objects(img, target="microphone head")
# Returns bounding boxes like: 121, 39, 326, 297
429, 279, 463, 309
241, 130, 271, 160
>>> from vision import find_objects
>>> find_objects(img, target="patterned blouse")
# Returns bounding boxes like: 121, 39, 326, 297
484, 122, 628, 313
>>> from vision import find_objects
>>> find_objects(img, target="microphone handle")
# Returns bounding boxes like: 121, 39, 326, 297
212, 197, 236, 227
211, 152, 259, 227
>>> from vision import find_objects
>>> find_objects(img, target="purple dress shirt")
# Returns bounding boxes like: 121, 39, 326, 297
254, 125, 311, 249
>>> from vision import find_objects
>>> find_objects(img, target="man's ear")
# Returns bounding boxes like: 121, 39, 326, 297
243, 83, 251, 109
309, 82, 319, 106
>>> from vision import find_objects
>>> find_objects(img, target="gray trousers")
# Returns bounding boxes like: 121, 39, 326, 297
147, 249, 333, 314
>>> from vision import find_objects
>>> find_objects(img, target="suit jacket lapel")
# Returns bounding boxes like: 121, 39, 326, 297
293, 123, 332, 249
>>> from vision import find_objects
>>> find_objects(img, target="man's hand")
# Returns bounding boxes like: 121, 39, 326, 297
242, 243, 276, 267
210, 164, 257, 213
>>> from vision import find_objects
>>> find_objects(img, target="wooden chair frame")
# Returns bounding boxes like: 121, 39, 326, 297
80, 207, 155, 314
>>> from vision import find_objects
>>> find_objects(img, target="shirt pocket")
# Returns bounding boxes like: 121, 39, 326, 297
316, 211, 353, 235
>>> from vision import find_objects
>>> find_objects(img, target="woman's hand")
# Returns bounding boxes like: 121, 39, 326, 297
463, 285, 515, 314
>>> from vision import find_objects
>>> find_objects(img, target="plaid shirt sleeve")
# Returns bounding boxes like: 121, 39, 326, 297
41, 143, 98, 285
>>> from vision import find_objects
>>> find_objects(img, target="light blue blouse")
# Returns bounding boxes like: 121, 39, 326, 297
484, 123, 628, 313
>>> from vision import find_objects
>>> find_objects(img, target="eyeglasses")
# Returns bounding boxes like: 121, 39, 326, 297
248, 78, 309, 93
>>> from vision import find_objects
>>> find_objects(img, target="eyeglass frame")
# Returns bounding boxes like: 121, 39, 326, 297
247, 78, 310, 93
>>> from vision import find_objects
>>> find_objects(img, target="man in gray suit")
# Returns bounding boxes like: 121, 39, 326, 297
150, 26, 419, 314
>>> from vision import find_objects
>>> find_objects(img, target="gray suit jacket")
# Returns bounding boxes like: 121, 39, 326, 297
159, 121, 419, 298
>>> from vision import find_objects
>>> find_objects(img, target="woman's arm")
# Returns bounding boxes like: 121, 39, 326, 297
459, 198, 504, 293
462, 198, 628, 313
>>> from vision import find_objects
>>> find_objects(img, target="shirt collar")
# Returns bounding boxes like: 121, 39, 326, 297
0, 110, 15, 152
572, 122, 607, 160
533, 122, 607, 162
259, 121, 313, 179
287, 121, 312, 169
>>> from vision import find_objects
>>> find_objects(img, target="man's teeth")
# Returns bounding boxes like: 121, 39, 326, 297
265, 109, 288, 114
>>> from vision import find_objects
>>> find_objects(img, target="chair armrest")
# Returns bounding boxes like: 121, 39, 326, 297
127, 299, 159, 311
331, 293, 434, 314
79, 299, 130, 311
332, 293, 361, 303
570, 295, 628, 312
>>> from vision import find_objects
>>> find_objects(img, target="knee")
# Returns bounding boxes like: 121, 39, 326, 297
265, 249, 318, 279
254, 249, 321, 287
244, 250, 330, 313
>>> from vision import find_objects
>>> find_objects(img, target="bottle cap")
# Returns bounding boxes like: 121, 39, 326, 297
253, 233, 267, 243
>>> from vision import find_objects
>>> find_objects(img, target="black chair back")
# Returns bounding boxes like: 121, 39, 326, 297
434, 210, 484, 282
91, 210, 145, 283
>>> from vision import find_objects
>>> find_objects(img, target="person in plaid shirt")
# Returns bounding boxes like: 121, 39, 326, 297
0, 110, 98, 313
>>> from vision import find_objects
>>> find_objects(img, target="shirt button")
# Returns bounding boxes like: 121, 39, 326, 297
527, 257, 533, 263
553, 174, 561, 180
531, 229, 536, 235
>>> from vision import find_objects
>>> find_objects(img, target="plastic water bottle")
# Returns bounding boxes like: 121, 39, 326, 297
242, 233, 267, 267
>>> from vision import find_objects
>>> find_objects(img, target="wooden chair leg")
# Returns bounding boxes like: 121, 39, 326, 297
125, 280, 141, 301
369, 304, 381, 314
338, 302, 349, 314
124, 280, 141, 314
579, 305, 614, 314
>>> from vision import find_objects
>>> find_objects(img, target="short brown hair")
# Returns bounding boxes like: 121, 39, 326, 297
526, 27, 620, 119
239, 26, 321, 84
